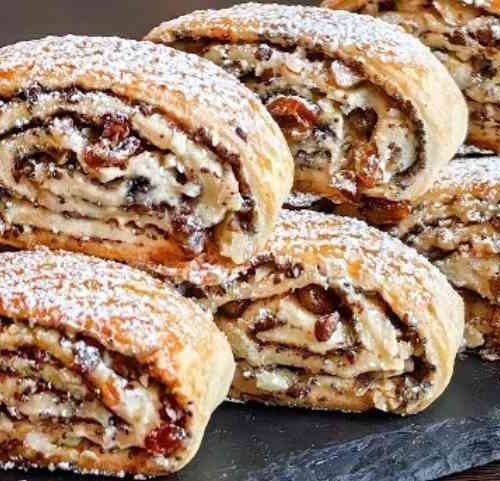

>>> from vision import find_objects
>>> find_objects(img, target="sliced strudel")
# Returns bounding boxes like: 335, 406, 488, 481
0, 249, 234, 477
394, 156, 500, 359
153, 211, 464, 415
322, 0, 500, 152
0, 35, 293, 264
146, 3, 468, 225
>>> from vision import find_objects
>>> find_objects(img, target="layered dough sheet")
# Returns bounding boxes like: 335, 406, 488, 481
0, 35, 294, 265
322, 0, 500, 152
394, 156, 500, 359
154, 210, 465, 415
0, 249, 234, 477
146, 3, 468, 225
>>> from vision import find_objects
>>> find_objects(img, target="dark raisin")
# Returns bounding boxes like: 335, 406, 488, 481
448, 30, 467, 46
314, 312, 339, 342
102, 114, 131, 143
475, 28, 497, 47
255, 45, 273, 62
219, 300, 251, 318
252, 314, 280, 333
178, 282, 206, 299
144, 423, 186, 455
296, 285, 336, 315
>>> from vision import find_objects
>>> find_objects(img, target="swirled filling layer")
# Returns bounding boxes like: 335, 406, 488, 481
0, 318, 189, 469
0, 88, 248, 255
215, 282, 433, 413
172, 40, 423, 203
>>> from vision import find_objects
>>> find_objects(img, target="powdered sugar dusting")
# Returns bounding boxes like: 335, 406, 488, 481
0, 35, 269, 143
0, 248, 214, 360
152, 2, 440, 68
434, 156, 500, 191
159, 211, 454, 322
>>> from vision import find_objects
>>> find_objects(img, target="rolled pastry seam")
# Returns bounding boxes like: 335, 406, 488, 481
322, 0, 500, 153
393, 156, 500, 360
146, 3, 468, 225
0, 36, 294, 265
153, 211, 464, 415
0, 249, 234, 477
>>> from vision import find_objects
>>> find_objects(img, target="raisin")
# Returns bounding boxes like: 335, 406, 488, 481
361, 197, 412, 226
219, 300, 251, 318
475, 28, 497, 47
255, 45, 273, 62
102, 114, 131, 143
144, 423, 186, 455
314, 312, 340, 342
347, 107, 378, 140
296, 285, 336, 315
267, 96, 319, 140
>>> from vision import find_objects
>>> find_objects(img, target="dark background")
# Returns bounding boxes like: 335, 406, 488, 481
1, 1, 499, 480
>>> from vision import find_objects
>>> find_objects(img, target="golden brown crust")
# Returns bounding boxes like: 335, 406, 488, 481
147, 2, 468, 202
322, 0, 500, 152
152, 211, 464, 415
0, 35, 294, 264
393, 156, 499, 359
0, 248, 234, 476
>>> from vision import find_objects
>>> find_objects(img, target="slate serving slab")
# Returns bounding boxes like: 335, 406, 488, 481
2, 1, 500, 480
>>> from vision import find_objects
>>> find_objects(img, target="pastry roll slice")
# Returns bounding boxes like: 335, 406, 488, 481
156, 211, 464, 415
393, 156, 500, 360
322, 0, 500, 153
146, 3, 468, 225
0, 249, 234, 477
0, 36, 293, 265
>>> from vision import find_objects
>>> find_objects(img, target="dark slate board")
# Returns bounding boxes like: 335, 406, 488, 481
2, 1, 500, 480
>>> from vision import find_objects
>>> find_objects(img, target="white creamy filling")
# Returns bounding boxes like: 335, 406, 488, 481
0, 321, 164, 451
221, 290, 413, 378
0, 90, 243, 242
204, 43, 418, 196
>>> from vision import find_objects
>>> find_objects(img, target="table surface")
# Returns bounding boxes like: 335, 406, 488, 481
444, 463, 500, 480
1, 2, 500, 481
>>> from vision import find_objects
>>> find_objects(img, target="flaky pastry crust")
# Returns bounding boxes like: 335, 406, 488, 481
0, 249, 234, 477
150, 211, 464, 415
0, 35, 293, 264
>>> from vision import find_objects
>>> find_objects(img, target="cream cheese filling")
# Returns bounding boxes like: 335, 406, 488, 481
218, 290, 414, 379
0, 90, 243, 244
202, 43, 419, 199
0, 321, 166, 452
